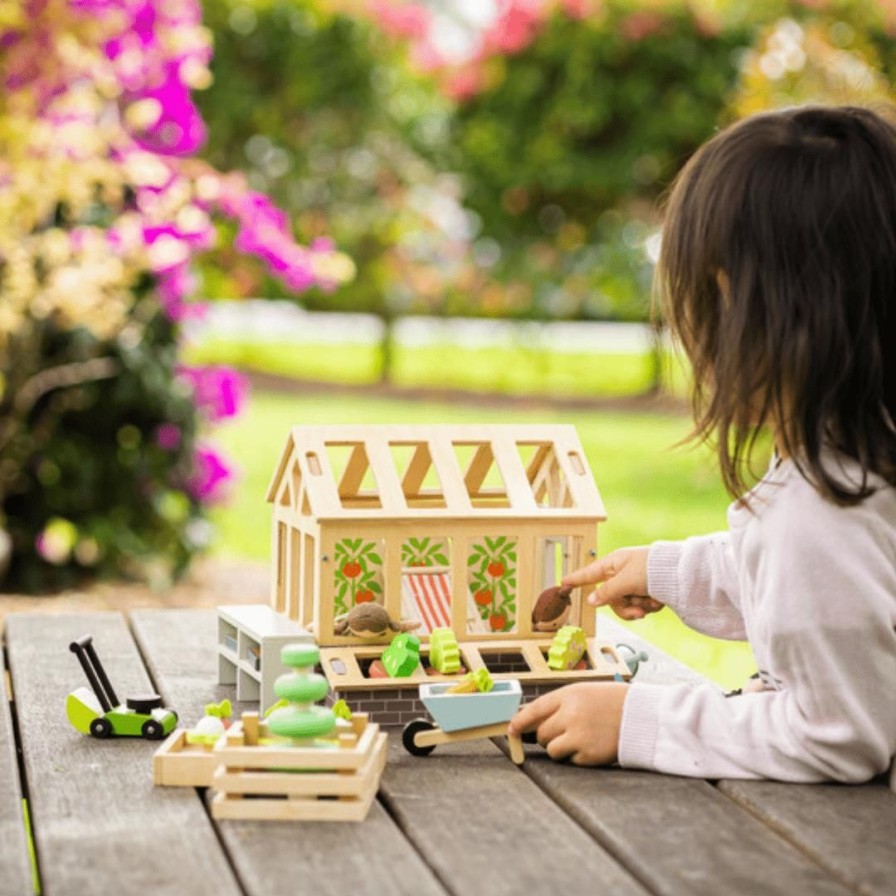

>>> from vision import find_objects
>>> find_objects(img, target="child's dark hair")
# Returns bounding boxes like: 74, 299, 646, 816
658, 105, 896, 504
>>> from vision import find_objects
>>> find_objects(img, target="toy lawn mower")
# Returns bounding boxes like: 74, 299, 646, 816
65, 635, 177, 740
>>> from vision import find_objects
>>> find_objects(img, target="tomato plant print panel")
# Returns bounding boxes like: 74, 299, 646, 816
333, 537, 384, 616
467, 536, 518, 634
401, 536, 450, 569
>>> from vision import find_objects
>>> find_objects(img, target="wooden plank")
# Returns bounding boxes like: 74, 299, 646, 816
513, 616, 853, 895
518, 761, 853, 896
381, 736, 650, 896
131, 608, 448, 896
5, 611, 241, 896
0, 634, 34, 896
718, 778, 896, 896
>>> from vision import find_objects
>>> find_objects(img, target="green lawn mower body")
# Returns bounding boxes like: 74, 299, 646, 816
66, 635, 177, 740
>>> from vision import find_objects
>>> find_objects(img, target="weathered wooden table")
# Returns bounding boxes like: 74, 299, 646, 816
2, 608, 894, 896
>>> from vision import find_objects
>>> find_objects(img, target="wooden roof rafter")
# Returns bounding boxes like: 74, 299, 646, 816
265, 424, 606, 521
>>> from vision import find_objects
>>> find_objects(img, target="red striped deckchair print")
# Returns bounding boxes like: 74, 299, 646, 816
401, 571, 452, 633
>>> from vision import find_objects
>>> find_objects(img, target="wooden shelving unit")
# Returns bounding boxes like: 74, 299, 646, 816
217, 604, 311, 711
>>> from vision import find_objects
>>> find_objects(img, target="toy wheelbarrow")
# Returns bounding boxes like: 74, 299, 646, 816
402, 679, 525, 765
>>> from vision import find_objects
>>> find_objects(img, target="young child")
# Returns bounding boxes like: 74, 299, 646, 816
508, 105, 896, 784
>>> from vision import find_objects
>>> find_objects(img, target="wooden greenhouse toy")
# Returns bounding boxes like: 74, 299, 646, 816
219, 423, 632, 722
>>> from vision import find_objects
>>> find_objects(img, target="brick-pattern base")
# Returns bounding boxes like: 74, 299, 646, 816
326, 687, 428, 728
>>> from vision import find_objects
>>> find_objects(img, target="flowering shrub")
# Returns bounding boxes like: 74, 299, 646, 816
0, 0, 352, 590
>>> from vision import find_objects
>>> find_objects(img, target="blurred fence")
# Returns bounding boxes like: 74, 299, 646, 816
188, 300, 656, 353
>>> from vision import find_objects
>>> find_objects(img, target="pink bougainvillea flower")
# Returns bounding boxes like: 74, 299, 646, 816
156, 262, 207, 322
188, 445, 234, 504
178, 365, 247, 422
367, 0, 431, 40
155, 422, 182, 451
481, 2, 544, 56
128, 64, 207, 156
443, 66, 484, 102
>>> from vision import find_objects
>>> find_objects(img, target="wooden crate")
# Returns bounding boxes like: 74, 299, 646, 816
210, 712, 388, 822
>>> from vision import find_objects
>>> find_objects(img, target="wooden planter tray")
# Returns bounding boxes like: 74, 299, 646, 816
153, 728, 220, 788
319, 637, 631, 692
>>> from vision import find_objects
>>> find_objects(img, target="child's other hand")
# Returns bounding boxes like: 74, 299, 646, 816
507, 682, 628, 766
562, 547, 664, 621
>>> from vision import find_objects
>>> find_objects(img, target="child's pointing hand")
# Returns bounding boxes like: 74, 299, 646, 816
562, 547, 664, 621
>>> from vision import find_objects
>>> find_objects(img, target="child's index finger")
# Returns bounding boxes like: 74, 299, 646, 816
507, 691, 559, 736
561, 558, 613, 588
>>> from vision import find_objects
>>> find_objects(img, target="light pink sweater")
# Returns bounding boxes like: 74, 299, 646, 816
619, 455, 896, 784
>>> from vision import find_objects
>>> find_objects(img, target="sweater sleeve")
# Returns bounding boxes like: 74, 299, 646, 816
648, 532, 747, 640
621, 485, 896, 783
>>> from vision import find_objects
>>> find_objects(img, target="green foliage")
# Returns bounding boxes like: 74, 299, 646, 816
443, 9, 747, 240
198, 0, 896, 332
1, 299, 208, 592
401, 536, 449, 567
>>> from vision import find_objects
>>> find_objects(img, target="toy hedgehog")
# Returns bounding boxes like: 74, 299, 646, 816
333, 603, 421, 639
531, 585, 573, 632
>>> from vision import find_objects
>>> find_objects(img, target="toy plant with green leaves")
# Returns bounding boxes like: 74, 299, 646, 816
547, 626, 588, 671
266, 643, 337, 744
186, 699, 233, 746
381, 633, 421, 677
428, 627, 462, 674
446, 668, 494, 695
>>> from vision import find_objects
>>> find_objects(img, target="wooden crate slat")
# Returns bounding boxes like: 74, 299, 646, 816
6, 611, 241, 896
211, 788, 375, 822
214, 720, 380, 771
153, 729, 219, 787
213, 730, 387, 798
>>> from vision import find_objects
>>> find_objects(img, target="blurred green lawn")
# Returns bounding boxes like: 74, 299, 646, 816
186, 337, 690, 398
209, 386, 755, 689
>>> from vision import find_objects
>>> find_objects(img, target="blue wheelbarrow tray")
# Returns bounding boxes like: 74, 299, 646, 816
418, 680, 523, 733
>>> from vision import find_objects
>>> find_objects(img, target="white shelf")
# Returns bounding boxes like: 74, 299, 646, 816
217, 605, 312, 712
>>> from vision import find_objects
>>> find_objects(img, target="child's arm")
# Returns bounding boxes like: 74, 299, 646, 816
564, 535, 747, 640
551, 484, 896, 782
646, 533, 746, 639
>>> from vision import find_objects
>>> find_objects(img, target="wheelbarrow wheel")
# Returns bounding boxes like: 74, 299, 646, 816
402, 719, 437, 756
